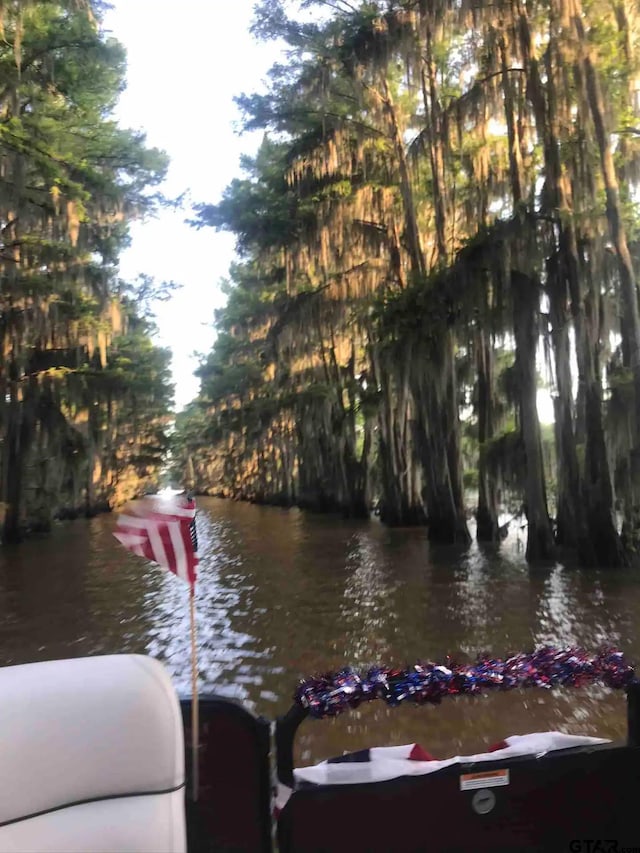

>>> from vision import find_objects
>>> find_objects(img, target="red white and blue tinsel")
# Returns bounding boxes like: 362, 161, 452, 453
295, 647, 636, 719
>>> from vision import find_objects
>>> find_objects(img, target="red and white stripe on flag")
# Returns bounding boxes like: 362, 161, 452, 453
113, 495, 198, 586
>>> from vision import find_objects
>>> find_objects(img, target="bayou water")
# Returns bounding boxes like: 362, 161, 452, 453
1, 497, 639, 767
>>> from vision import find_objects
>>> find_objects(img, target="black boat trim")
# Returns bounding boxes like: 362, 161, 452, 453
0, 783, 186, 828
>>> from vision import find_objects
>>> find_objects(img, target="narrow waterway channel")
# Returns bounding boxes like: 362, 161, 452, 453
1, 497, 639, 767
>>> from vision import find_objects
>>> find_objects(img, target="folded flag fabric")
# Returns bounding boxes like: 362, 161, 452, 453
272, 730, 610, 818
291, 732, 610, 788
113, 494, 198, 586
326, 743, 435, 764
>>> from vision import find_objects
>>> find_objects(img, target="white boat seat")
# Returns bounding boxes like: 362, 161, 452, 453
0, 654, 186, 853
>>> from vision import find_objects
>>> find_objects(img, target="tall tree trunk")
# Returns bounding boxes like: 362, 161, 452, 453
516, 0, 625, 563
413, 339, 470, 545
503, 10, 554, 560
476, 327, 500, 541
443, 332, 471, 545
371, 343, 426, 525
2, 375, 38, 543
571, 0, 640, 514
411, 26, 469, 543
420, 23, 447, 261
547, 252, 583, 548
379, 75, 426, 280
498, 33, 524, 207
2, 382, 24, 543
580, 244, 629, 566
512, 271, 555, 562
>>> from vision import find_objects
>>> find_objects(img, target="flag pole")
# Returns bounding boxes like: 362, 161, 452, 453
189, 583, 199, 802
113, 492, 200, 799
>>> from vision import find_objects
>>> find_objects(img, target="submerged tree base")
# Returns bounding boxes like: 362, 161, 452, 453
2, 499, 115, 546
476, 506, 500, 543
378, 503, 428, 527
427, 514, 472, 546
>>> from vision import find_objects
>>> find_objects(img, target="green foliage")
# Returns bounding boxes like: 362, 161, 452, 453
193, 143, 298, 256
178, 0, 640, 560
0, 0, 174, 535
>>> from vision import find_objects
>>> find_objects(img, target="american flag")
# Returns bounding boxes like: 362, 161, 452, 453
113, 494, 198, 586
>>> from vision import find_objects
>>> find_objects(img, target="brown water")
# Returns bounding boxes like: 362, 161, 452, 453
1, 497, 639, 767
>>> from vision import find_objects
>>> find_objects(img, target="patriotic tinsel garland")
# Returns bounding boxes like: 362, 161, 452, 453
295, 647, 636, 719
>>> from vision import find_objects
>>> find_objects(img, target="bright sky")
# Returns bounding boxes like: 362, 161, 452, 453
103, 1, 280, 410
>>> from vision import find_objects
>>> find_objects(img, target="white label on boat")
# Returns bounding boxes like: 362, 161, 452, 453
460, 768, 510, 791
